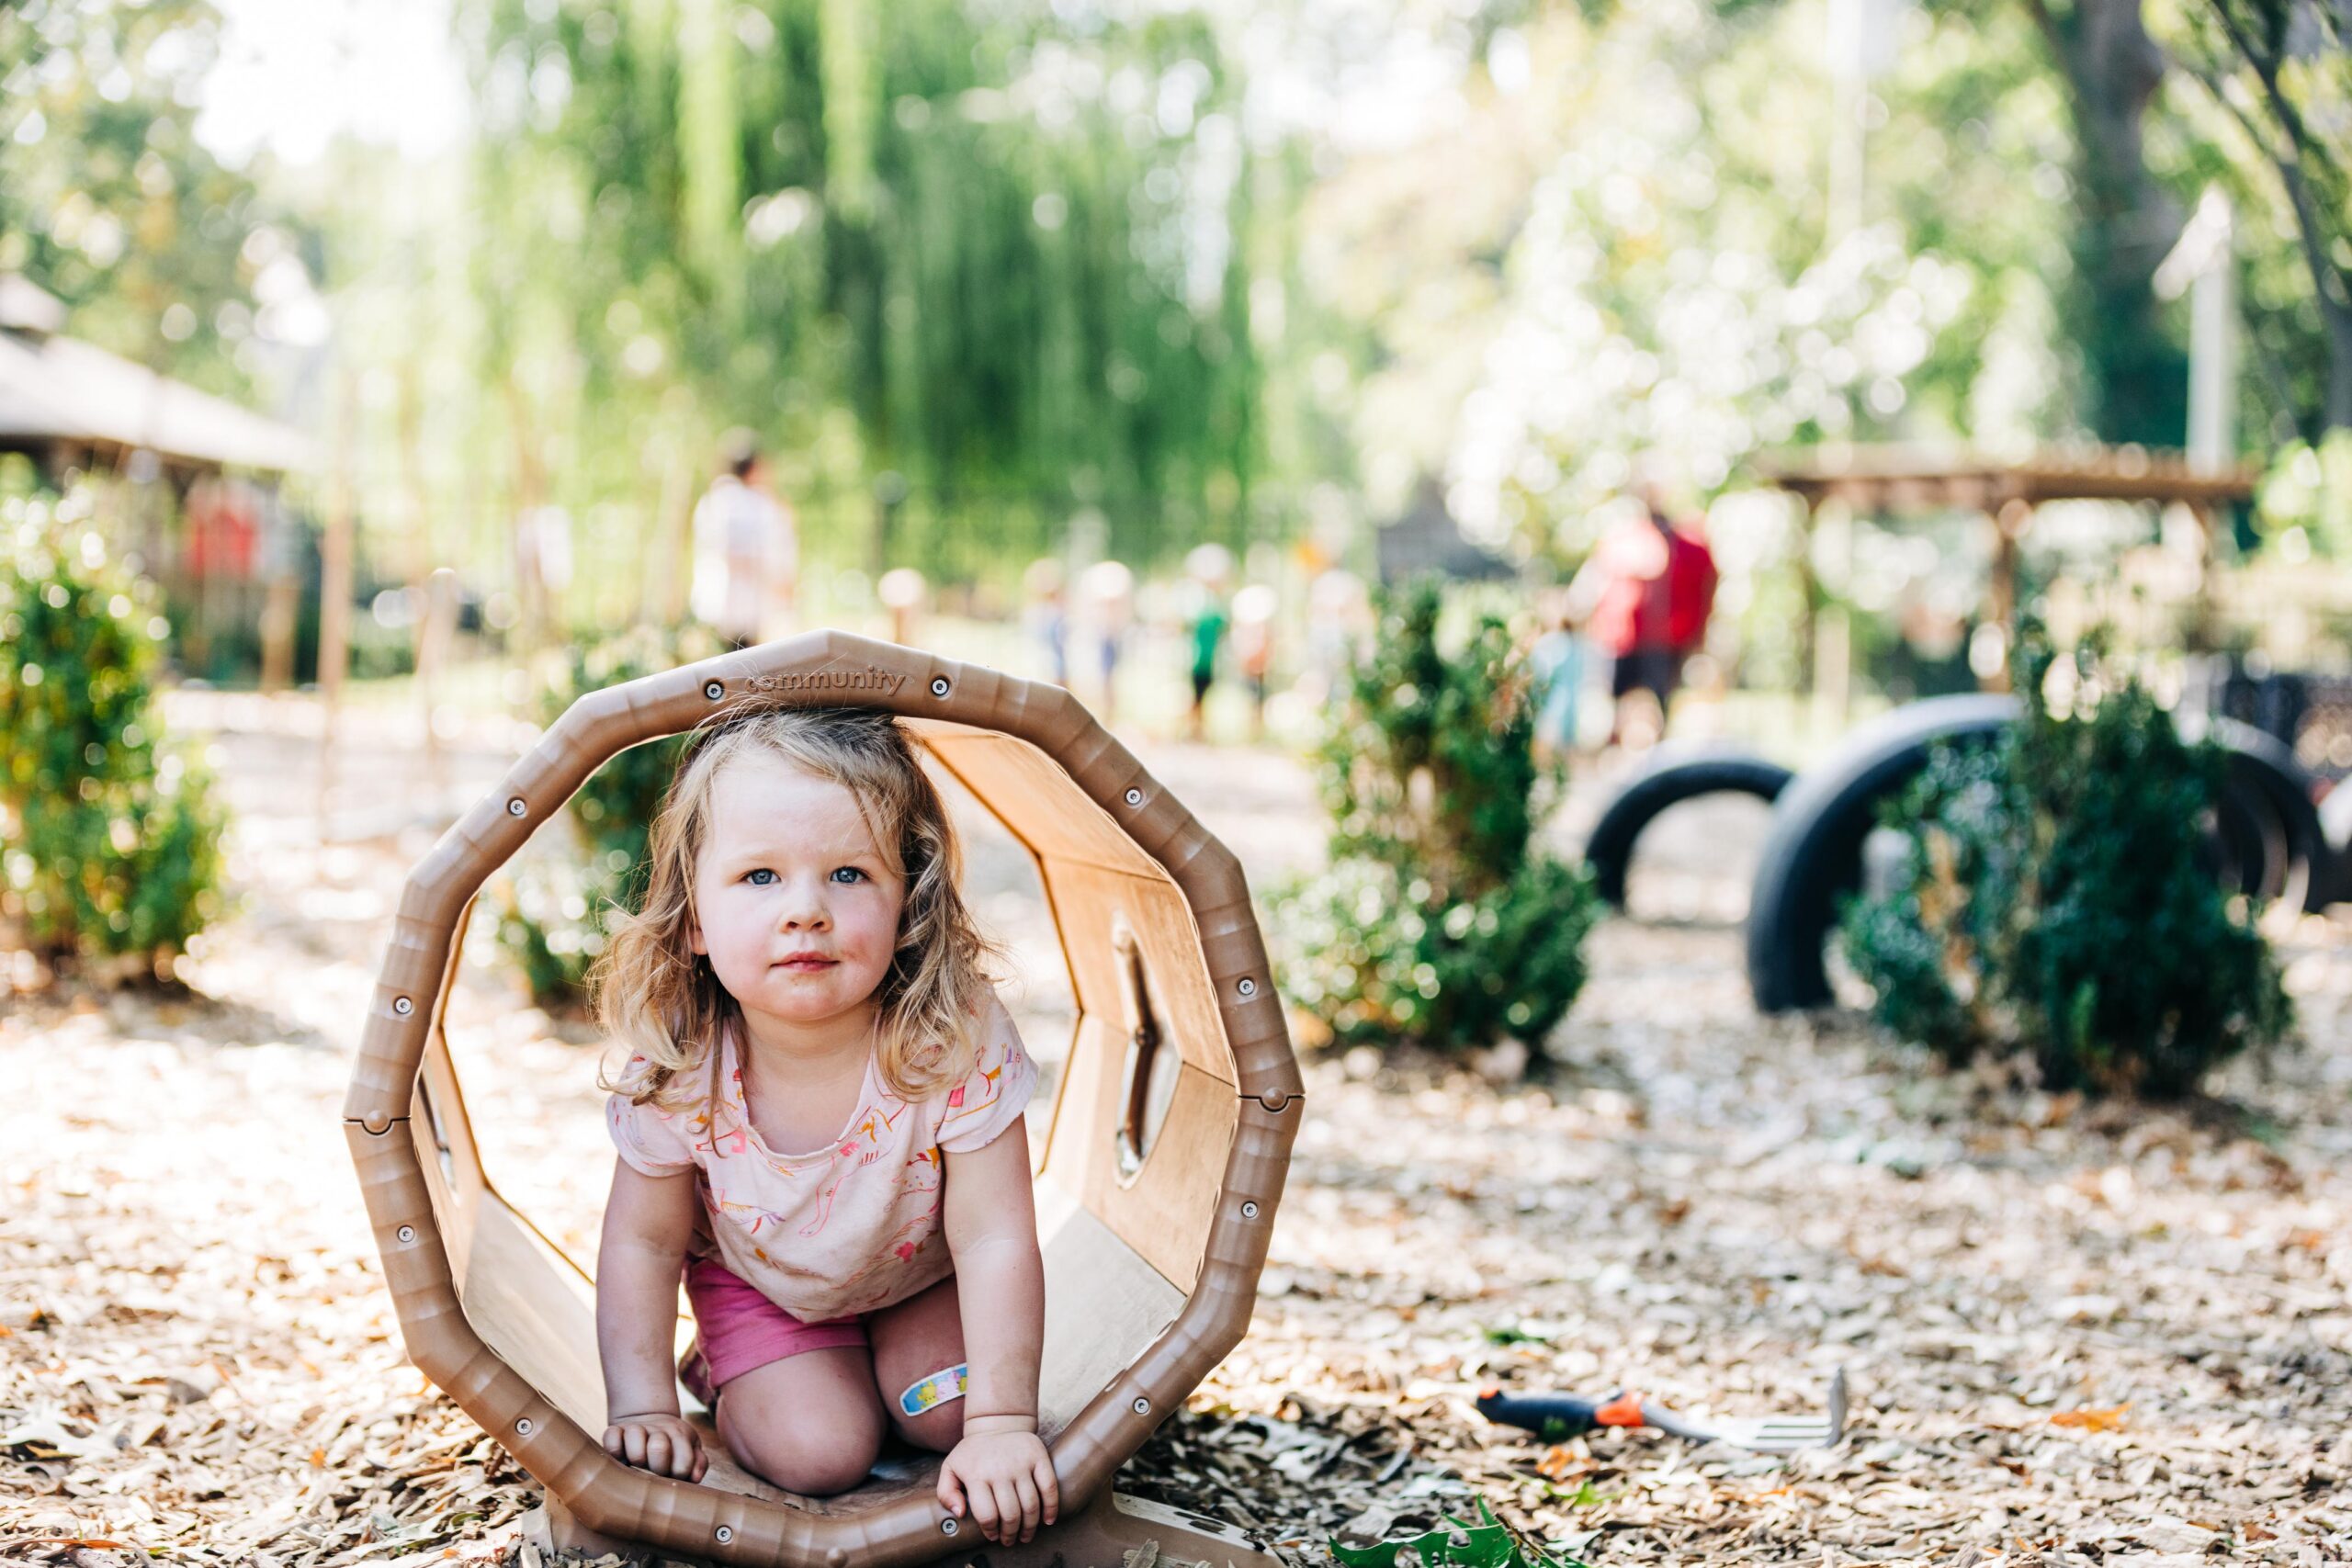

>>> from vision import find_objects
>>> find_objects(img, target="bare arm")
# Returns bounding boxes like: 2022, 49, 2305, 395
596, 1156, 707, 1480
938, 1117, 1056, 1543
943, 1117, 1046, 1424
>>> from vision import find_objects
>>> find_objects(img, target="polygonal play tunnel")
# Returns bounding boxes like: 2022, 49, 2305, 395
342, 632, 1304, 1567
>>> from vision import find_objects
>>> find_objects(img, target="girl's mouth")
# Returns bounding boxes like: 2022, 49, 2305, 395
775, 956, 837, 972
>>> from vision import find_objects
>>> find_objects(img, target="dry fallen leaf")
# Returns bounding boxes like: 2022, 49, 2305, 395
2049, 1404, 2131, 1432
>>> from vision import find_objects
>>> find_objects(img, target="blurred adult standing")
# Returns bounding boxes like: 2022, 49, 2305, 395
691, 430, 797, 649
1569, 482, 1717, 745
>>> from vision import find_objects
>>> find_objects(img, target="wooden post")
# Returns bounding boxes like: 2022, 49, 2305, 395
1983, 497, 2031, 694
315, 374, 357, 838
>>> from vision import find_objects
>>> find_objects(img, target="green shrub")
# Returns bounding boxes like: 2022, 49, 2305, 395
1274, 581, 1599, 1058
1840, 636, 2291, 1098
1, 499, 230, 980
492, 624, 723, 1010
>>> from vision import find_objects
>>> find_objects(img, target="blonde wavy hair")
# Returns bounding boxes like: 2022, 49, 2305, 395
593, 705, 999, 1115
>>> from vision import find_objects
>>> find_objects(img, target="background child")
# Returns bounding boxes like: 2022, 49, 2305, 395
592, 706, 1057, 1547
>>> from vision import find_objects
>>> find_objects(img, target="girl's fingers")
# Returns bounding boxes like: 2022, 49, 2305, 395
967, 1476, 1001, 1541
601, 1427, 624, 1459
990, 1479, 1023, 1545
1012, 1473, 1042, 1542
1035, 1456, 1060, 1523
622, 1427, 648, 1468
646, 1432, 672, 1475
937, 1466, 967, 1518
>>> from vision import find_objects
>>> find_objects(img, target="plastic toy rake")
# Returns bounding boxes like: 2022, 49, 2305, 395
1476, 1368, 1849, 1454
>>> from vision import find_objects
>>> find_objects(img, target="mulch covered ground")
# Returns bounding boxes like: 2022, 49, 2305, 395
5, 699, 2349, 1567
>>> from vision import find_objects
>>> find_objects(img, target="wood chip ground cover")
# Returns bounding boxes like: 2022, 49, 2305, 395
5, 705, 2349, 1565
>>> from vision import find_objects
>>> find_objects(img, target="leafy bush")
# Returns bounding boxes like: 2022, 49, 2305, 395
1275, 581, 1599, 1057
1, 499, 229, 981
492, 624, 723, 1009
1840, 637, 2290, 1098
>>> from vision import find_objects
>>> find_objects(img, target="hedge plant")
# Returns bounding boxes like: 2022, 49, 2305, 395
1275, 581, 1599, 1057
1840, 635, 2290, 1098
1, 498, 229, 981
493, 623, 723, 1010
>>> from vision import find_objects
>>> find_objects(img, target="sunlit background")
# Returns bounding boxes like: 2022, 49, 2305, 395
4, 0, 2348, 740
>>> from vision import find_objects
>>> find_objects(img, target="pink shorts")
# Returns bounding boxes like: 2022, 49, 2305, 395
680, 1255, 866, 1400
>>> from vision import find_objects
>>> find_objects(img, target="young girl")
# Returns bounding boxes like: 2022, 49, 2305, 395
592, 705, 1057, 1548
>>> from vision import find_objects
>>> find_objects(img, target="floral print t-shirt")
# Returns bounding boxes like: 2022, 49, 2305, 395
605, 988, 1036, 1322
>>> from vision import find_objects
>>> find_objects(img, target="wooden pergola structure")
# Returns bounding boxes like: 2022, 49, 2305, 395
1758, 444, 2261, 694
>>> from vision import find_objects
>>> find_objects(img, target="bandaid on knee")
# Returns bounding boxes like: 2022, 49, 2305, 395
898, 1363, 968, 1418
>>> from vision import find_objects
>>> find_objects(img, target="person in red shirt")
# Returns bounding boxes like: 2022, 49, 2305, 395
1567, 484, 1716, 745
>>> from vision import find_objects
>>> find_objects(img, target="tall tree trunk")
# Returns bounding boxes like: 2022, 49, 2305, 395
2028, 0, 2189, 445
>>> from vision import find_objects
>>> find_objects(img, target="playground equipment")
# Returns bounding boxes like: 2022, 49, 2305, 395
1744, 694, 2328, 1013
1580, 748, 1795, 910
342, 632, 1303, 1566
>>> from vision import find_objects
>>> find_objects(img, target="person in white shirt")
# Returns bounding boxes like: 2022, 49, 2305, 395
691, 433, 797, 649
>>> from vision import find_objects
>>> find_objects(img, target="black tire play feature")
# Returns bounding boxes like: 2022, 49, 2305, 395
1584, 750, 1796, 909
1745, 695, 2017, 1015
1745, 697, 2331, 1014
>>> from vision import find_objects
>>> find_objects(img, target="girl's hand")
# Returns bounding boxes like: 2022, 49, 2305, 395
603, 1410, 708, 1483
937, 1426, 1058, 1545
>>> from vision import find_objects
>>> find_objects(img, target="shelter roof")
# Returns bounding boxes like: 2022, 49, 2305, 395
0, 276, 316, 475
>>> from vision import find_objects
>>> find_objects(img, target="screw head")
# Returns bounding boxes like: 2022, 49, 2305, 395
392, 995, 413, 1016
715, 1526, 734, 1545
930, 676, 951, 697
514, 1417, 534, 1437
1241, 1201, 1260, 1219
1238, 977, 1258, 998
1132, 1395, 1151, 1415
941, 1518, 960, 1537
1124, 787, 1143, 807
704, 680, 725, 701
506, 797, 527, 818
396, 1224, 416, 1243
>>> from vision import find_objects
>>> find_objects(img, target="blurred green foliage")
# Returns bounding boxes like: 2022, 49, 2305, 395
1276, 581, 1598, 1057
0, 493, 229, 980
1840, 633, 2290, 1098
492, 623, 724, 1010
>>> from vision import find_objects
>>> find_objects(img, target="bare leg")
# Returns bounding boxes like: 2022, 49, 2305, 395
865, 1270, 967, 1452
713, 1345, 888, 1496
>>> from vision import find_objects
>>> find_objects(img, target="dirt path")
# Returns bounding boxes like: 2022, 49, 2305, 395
6, 701, 2350, 1565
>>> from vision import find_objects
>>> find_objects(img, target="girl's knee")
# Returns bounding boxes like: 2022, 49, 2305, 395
892, 1399, 964, 1453
722, 1400, 885, 1496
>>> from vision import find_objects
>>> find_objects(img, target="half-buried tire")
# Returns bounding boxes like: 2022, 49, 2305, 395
1584, 749, 1796, 909
1746, 696, 2329, 1013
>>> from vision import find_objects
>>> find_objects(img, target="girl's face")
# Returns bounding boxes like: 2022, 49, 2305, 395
689, 751, 906, 1041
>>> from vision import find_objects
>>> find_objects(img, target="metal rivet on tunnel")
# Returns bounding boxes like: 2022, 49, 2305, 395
1132, 1396, 1151, 1415
1237, 978, 1258, 998
941, 1518, 960, 1536
506, 797, 527, 818
1125, 787, 1143, 807
396, 1224, 415, 1243
514, 1417, 534, 1436
1241, 1201, 1259, 1219
930, 676, 950, 697
704, 680, 725, 701
392, 996, 413, 1016
715, 1526, 734, 1545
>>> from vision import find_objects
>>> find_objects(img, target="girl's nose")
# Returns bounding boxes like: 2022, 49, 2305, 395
777, 877, 831, 930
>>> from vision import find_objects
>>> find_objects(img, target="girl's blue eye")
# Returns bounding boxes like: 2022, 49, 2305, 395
831, 866, 865, 885
746, 868, 776, 886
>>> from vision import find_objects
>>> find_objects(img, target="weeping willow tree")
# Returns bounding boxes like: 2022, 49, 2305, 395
456, 0, 1293, 592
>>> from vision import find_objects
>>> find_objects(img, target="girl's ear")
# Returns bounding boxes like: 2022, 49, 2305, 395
687, 905, 707, 956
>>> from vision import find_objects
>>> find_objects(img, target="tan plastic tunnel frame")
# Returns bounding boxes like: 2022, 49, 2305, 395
342, 631, 1304, 1567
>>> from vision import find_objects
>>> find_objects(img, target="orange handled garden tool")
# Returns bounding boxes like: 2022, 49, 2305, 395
1476, 1368, 1848, 1454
